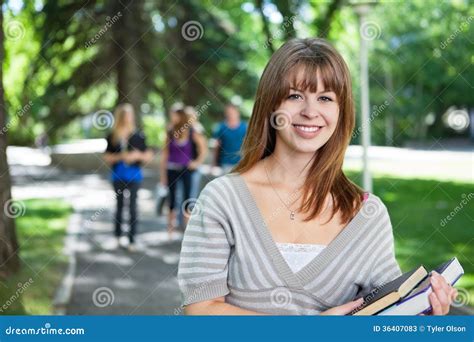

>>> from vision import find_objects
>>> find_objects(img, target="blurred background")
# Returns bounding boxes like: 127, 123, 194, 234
0, 0, 472, 315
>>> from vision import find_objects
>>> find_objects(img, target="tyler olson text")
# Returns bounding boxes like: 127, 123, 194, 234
427, 325, 466, 333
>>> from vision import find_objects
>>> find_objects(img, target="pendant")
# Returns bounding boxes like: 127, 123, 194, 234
290, 211, 295, 220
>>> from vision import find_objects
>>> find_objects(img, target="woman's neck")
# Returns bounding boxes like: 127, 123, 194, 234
226, 118, 240, 128
265, 142, 316, 189
118, 126, 133, 134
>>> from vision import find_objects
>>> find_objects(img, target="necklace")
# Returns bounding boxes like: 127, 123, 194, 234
263, 158, 302, 221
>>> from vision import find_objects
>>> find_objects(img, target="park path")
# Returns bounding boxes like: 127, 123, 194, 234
65, 176, 184, 315
11, 158, 184, 315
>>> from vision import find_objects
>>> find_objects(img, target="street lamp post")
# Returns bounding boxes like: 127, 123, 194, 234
352, 2, 375, 193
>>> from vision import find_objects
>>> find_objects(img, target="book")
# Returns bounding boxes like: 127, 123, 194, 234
350, 266, 428, 315
377, 257, 464, 315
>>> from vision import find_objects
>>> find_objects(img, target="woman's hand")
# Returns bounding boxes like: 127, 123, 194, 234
123, 151, 140, 164
427, 271, 458, 315
320, 297, 364, 315
188, 160, 200, 170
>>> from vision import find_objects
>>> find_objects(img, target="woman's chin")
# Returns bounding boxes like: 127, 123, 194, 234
278, 134, 326, 155
288, 144, 321, 155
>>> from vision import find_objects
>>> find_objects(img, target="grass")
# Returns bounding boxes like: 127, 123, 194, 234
346, 171, 474, 307
0, 199, 72, 315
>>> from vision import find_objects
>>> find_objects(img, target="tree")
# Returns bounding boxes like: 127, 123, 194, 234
0, 0, 20, 279
11, 0, 258, 143
366, 0, 474, 145
6, 0, 470, 147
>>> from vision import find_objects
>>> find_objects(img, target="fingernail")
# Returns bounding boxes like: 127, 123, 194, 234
431, 276, 438, 286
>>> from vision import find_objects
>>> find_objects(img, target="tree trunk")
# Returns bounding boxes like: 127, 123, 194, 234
0, 0, 20, 279
111, 0, 145, 123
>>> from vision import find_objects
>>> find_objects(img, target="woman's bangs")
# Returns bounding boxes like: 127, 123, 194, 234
284, 59, 343, 99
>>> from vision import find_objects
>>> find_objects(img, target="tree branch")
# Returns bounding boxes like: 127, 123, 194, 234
255, 0, 275, 54
317, 0, 343, 38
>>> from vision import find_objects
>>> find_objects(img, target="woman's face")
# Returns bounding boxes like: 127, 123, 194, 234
123, 110, 135, 127
170, 111, 180, 125
272, 69, 340, 154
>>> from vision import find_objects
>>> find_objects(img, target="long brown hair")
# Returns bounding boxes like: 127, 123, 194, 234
112, 103, 136, 144
171, 108, 191, 139
234, 38, 363, 224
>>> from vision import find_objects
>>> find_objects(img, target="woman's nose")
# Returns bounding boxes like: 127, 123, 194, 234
300, 102, 321, 118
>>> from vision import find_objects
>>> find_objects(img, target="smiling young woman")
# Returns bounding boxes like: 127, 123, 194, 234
177, 38, 457, 315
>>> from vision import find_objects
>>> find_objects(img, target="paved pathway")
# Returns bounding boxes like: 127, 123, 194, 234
11, 162, 184, 315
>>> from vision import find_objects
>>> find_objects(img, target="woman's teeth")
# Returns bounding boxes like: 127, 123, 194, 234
293, 125, 320, 132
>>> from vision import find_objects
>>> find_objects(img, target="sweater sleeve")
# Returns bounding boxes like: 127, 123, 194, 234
178, 178, 234, 306
365, 202, 402, 292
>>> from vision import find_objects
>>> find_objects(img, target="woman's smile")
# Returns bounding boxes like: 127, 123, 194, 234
292, 123, 324, 139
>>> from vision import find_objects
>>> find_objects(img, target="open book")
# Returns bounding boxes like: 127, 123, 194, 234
350, 266, 428, 315
378, 258, 464, 315
350, 257, 464, 316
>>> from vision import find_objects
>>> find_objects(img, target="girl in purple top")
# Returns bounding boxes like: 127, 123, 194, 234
160, 108, 208, 239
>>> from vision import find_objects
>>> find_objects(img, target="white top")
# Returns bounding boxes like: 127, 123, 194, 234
276, 242, 327, 273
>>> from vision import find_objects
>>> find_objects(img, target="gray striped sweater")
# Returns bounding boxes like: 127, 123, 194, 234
178, 173, 402, 315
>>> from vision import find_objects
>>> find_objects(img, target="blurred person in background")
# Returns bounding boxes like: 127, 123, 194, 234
160, 108, 207, 240
212, 104, 247, 173
184, 105, 208, 200
103, 103, 153, 252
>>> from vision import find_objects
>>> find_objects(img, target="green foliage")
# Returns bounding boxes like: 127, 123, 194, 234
366, 0, 474, 145
142, 114, 167, 148
2, 0, 473, 146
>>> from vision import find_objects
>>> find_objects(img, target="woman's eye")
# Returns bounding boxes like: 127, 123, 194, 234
319, 96, 333, 102
288, 93, 302, 100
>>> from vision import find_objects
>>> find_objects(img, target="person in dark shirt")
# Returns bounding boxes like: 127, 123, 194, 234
103, 103, 153, 251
